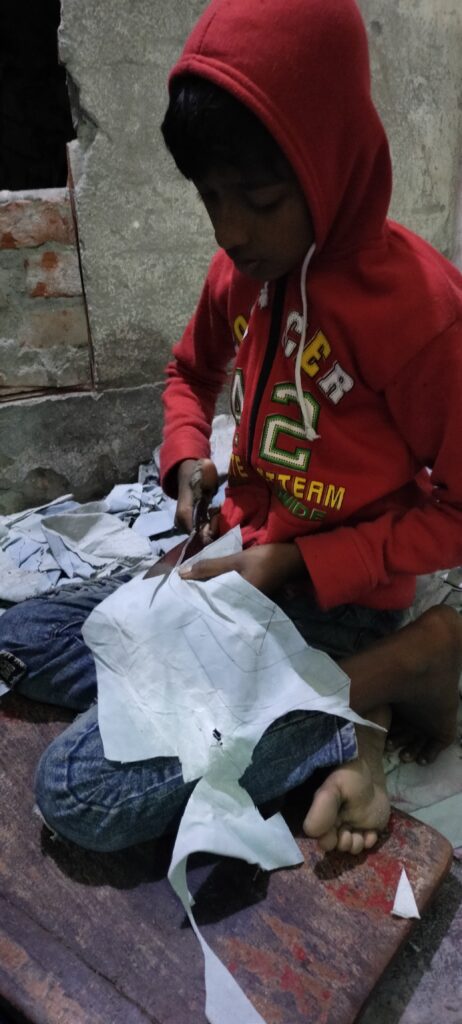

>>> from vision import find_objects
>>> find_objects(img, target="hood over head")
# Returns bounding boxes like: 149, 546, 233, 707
169, 0, 392, 258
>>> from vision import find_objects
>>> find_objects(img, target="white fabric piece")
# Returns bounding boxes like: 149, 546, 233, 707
385, 704, 462, 847
89, 530, 373, 773
132, 509, 175, 537
85, 528, 380, 1024
42, 512, 152, 580
2, 534, 44, 569
0, 549, 53, 602
0, 493, 75, 525
0, 475, 183, 599
409, 793, 462, 849
392, 868, 420, 919
169, 773, 302, 1024
149, 533, 188, 557
104, 483, 143, 514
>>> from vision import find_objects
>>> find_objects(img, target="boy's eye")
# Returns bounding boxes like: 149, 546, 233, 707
244, 188, 285, 212
194, 183, 287, 213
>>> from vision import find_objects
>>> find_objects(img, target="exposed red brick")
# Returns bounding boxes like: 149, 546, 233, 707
31, 282, 48, 298
0, 193, 75, 249
18, 305, 89, 350
25, 249, 82, 298
41, 251, 59, 270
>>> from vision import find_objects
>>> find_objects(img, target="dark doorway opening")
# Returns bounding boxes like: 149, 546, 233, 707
0, 0, 75, 189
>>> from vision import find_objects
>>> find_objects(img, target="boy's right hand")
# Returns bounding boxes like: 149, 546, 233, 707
175, 458, 218, 535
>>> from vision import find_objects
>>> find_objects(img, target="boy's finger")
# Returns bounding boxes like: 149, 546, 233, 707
179, 556, 234, 580
174, 503, 193, 533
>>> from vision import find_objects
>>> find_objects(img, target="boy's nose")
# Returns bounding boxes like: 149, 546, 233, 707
211, 201, 251, 252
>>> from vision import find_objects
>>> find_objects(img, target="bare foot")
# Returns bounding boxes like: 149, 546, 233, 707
303, 706, 391, 855
342, 606, 462, 765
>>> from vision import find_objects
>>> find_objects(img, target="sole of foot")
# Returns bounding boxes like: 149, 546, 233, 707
303, 705, 391, 855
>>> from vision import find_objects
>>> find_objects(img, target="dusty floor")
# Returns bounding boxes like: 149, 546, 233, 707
359, 856, 462, 1024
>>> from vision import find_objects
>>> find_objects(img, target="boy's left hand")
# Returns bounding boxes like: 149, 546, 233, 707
179, 542, 307, 595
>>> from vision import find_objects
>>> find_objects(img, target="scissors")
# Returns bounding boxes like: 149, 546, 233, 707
145, 458, 218, 580
176, 458, 218, 567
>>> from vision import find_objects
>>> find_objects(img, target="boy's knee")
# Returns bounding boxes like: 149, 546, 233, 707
0, 597, 45, 642
34, 736, 118, 853
415, 605, 462, 657
0, 600, 44, 691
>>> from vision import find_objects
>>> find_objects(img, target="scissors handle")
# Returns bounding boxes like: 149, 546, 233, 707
190, 459, 218, 531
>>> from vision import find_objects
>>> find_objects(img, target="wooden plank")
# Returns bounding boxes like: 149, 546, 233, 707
0, 694, 452, 1024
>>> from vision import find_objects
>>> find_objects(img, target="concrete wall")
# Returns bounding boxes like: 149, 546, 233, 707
0, 0, 461, 513
358, 0, 462, 259
59, 0, 214, 391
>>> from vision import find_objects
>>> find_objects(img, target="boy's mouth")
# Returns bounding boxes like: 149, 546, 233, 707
232, 256, 265, 277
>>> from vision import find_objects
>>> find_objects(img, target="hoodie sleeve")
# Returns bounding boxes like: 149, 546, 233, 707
296, 320, 462, 609
160, 253, 236, 497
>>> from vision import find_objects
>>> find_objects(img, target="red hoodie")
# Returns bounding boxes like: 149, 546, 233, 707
160, 0, 462, 611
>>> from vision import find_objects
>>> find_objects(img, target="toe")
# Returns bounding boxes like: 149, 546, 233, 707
303, 783, 342, 840
315, 826, 340, 852
399, 738, 428, 762
337, 827, 368, 855
363, 828, 380, 849
337, 827, 356, 853
416, 738, 447, 765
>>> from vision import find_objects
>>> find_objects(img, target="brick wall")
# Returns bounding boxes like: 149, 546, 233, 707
0, 188, 92, 398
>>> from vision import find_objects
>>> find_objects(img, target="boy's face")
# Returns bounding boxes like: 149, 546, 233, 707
194, 164, 314, 281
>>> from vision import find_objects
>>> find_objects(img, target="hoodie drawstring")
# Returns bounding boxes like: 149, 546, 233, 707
294, 242, 320, 441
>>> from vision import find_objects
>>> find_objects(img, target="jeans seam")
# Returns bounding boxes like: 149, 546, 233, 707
62, 726, 185, 812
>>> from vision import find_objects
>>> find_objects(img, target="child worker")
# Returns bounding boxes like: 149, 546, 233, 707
1, 0, 462, 857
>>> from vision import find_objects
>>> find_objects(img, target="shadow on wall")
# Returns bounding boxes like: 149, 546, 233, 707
0, 0, 75, 189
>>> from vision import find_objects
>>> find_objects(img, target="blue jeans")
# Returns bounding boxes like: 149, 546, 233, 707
0, 578, 402, 852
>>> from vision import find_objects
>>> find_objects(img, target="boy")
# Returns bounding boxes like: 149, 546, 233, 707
1, 0, 461, 856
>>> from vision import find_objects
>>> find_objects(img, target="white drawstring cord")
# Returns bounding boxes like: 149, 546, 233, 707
294, 242, 320, 440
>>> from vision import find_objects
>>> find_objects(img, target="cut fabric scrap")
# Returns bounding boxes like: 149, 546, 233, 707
42, 511, 153, 579
0, 549, 54, 603
132, 509, 175, 538
169, 772, 302, 1024
392, 868, 420, 920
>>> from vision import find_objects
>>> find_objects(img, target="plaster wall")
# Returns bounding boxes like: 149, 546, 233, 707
62, 0, 462, 396
358, 0, 462, 261
0, 386, 160, 514
59, 0, 214, 393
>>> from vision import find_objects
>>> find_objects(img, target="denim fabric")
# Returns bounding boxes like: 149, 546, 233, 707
275, 590, 404, 660
0, 576, 401, 852
0, 576, 131, 710
34, 705, 356, 851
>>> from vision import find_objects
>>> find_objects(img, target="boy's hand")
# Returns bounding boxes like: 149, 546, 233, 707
179, 542, 307, 596
175, 458, 218, 534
